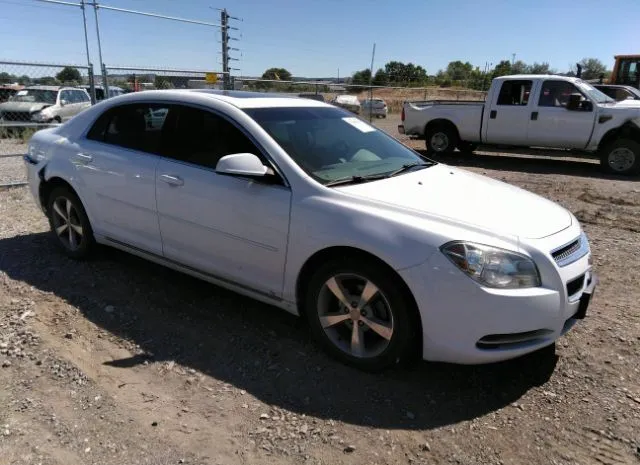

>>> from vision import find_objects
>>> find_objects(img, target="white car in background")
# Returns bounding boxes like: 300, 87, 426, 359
24, 89, 596, 371
331, 94, 361, 114
362, 98, 388, 118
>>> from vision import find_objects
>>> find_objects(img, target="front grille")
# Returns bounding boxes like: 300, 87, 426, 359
0, 111, 31, 122
552, 238, 581, 263
566, 274, 585, 297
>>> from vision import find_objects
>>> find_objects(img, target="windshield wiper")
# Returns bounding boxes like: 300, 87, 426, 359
324, 162, 435, 187
324, 173, 388, 187
385, 162, 434, 177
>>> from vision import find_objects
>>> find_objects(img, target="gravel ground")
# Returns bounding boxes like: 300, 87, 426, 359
0, 139, 27, 186
0, 115, 639, 465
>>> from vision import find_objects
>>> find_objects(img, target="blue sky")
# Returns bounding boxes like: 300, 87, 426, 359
0, 0, 637, 78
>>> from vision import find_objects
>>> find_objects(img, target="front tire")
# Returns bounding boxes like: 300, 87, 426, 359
303, 257, 418, 371
600, 138, 640, 176
46, 187, 95, 259
425, 125, 458, 154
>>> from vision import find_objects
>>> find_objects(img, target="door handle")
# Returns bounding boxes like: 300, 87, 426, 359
531, 111, 538, 121
159, 174, 184, 186
73, 153, 93, 163
490, 110, 497, 119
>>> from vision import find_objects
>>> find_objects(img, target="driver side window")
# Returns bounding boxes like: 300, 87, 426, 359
161, 105, 263, 170
538, 81, 581, 107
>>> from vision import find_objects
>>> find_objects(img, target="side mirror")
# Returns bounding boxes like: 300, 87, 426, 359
60, 99, 68, 106
216, 153, 268, 177
566, 93, 582, 111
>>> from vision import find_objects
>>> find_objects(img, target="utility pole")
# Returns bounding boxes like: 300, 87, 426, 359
90, 2, 109, 97
368, 43, 376, 122
79, 0, 96, 103
512, 53, 516, 65
221, 9, 229, 90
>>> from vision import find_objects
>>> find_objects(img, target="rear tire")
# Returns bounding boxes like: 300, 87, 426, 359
303, 256, 419, 372
600, 139, 640, 176
46, 187, 95, 260
425, 124, 458, 155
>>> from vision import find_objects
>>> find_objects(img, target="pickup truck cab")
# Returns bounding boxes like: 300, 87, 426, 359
400, 75, 640, 175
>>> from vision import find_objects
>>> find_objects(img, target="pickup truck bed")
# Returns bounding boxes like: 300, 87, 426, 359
402, 100, 485, 144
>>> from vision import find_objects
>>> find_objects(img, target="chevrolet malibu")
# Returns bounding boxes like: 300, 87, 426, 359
24, 90, 597, 371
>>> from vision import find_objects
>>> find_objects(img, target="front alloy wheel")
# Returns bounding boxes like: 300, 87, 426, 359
317, 273, 394, 359
304, 258, 418, 371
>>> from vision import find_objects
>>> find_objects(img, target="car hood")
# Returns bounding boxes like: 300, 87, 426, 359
606, 99, 640, 110
336, 164, 572, 239
0, 101, 51, 113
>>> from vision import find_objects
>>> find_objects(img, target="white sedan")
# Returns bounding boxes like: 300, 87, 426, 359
24, 89, 596, 371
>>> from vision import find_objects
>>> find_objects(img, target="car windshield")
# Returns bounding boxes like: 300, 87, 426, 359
245, 106, 430, 184
9, 89, 57, 104
574, 81, 615, 104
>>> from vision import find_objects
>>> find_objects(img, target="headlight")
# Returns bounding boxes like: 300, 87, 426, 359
441, 241, 541, 289
31, 111, 47, 122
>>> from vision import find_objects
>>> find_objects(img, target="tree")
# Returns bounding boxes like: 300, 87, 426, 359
261, 67, 292, 81
491, 60, 512, 78
351, 69, 371, 85
56, 66, 81, 84
529, 62, 554, 74
511, 60, 530, 74
372, 68, 388, 86
445, 61, 473, 81
382, 61, 427, 85
32, 76, 58, 86
576, 58, 608, 80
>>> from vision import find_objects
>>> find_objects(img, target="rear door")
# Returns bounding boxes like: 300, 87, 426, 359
484, 79, 534, 145
527, 80, 596, 149
75, 102, 169, 255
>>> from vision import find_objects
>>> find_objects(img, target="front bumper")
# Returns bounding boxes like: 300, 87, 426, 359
399, 241, 596, 364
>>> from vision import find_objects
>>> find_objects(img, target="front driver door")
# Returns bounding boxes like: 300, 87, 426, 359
527, 80, 596, 149
155, 105, 291, 298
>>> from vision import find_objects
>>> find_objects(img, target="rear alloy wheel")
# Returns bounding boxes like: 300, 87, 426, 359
47, 187, 95, 259
425, 125, 458, 154
304, 258, 418, 371
600, 139, 640, 176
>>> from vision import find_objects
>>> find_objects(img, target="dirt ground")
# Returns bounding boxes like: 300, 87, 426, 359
1, 115, 639, 465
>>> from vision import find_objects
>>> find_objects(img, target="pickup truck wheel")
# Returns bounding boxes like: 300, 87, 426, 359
600, 139, 640, 176
425, 126, 458, 154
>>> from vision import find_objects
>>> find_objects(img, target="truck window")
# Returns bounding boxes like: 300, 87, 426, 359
496, 80, 532, 106
538, 81, 580, 107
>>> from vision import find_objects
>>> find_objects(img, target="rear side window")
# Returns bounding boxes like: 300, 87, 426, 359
86, 103, 171, 154
496, 80, 532, 106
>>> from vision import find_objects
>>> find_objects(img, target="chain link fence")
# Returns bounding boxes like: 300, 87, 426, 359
233, 78, 487, 118
0, 61, 94, 187
104, 66, 224, 93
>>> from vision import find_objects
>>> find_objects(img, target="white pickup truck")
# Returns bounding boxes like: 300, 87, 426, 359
399, 74, 640, 175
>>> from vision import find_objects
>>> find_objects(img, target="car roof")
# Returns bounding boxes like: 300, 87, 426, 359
24, 85, 62, 91
108, 89, 333, 109
494, 74, 580, 83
